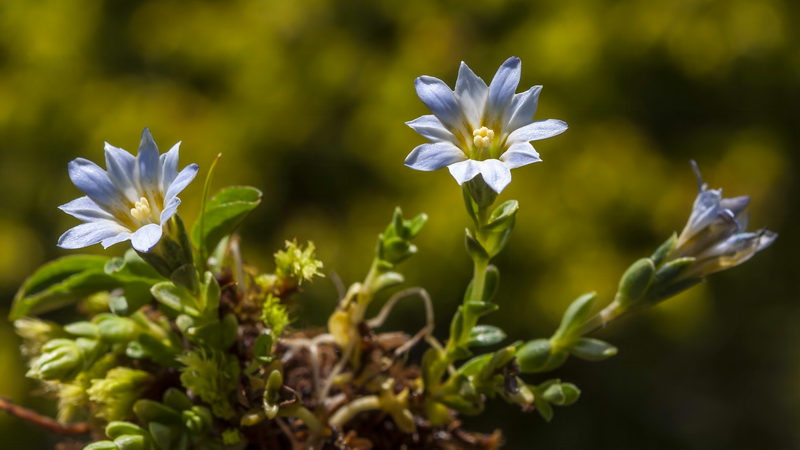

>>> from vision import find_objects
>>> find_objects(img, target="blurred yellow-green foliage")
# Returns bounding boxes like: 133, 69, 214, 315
0, 0, 797, 448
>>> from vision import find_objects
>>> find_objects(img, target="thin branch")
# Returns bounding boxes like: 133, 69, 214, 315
366, 288, 435, 357
0, 397, 89, 435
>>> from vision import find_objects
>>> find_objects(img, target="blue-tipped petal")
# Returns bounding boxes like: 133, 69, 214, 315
138, 128, 161, 192
58, 221, 126, 249
507, 119, 568, 143
68, 158, 125, 213
59, 196, 117, 222
131, 223, 163, 253
104, 143, 139, 203
159, 196, 181, 224
505, 86, 542, 132
404, 143, 466, 171
414, 76, 464, 133
454, 62, 488, 128
164, 163, 199, 201
406, 115, 457, 143
160, 142, 181, 193
500, 142, 541, 169
447, 160, 481, 184
478, 159, 512, 193
486, 57, 521, 126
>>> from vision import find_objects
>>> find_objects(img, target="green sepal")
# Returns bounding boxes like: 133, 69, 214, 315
10, 255, 117, 320
616, 258, 655, 309
552, 292, 597, 342
467, 325, 506, 347
190, 186, 263, 261
651, 233, 677, 266
567, 338, 618, 361
653, 257, 695, 286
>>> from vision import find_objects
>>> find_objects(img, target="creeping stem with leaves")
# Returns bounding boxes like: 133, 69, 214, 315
3, 58, 777, 450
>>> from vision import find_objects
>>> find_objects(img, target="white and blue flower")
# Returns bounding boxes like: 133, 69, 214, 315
58, 128, 199, 253
674, 161, 776, 278
405, 57, 568, 193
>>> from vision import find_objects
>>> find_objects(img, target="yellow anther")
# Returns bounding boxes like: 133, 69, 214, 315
472, 126, 494, 148
130, 197, 152, 222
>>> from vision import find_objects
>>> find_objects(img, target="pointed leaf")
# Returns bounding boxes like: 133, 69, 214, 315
191, 186, 262, 257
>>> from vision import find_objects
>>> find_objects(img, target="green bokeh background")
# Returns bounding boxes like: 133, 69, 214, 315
1, 0, 798, 448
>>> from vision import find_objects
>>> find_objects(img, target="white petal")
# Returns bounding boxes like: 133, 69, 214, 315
505, 86, 542, 132
131, 223, 163, 253
454, 62, 488, 128
414, 76, 464, 133
500, 142, 541, 169
478, 159, 512, 193
104, 143, 139, 203
101, 232, 133, 248
160, 142, 181, 194
68, 158, 126, 213
137, 128, 161, 192
58, 221, 127, 249
59, 196, 117, 222
164, 164, 199, 201
486, 57, 521, 126
507, 119, 568, 143
447, 160, 481, 184
406, 115, 457, 143
404, 143, 466, 171
159, 196, 181, 224
720, 196, 750, 217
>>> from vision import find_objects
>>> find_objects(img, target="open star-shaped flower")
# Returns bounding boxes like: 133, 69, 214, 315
58, 128, 199, 253
404, 57, 568, 193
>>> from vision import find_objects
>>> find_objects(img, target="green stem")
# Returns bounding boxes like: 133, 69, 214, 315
577, 299, 624, 336
279, 405, 325, 436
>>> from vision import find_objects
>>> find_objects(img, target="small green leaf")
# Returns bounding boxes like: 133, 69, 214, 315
114, 434, 147, 450
568, 338, 618, 361
482, 265, 500, 302
148, 422, 175, 450
406, 213, 428, 238
464, 301, 499, 317
84, 441, 119, 450
483, 200, 519, 231
95, 314, 138, 343
553, 292, 597, 341
162, 388, 193, 412
105, 249, 166, 284
536, 398, 554, 422
191, 186, 262, 258
651, 233, 677, 266
134, 399, 182, 426
465, 229, 489, 261
64, 321, 99, 338
253, 332, 275, 363
11, 255, 118, 319
106, 421, 148, 439
150, 282, 200, 317
467, 325, 506, 347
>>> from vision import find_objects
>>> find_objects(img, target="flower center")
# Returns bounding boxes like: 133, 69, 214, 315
472, 126, 495, 149
130, 197, 154, 223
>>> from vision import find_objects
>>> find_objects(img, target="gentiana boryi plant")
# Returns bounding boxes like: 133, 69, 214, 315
3, 57, 776, 449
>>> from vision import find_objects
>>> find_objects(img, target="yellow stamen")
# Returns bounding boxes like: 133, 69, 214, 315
472, 126, 495, 148
130, 197, 152, 222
